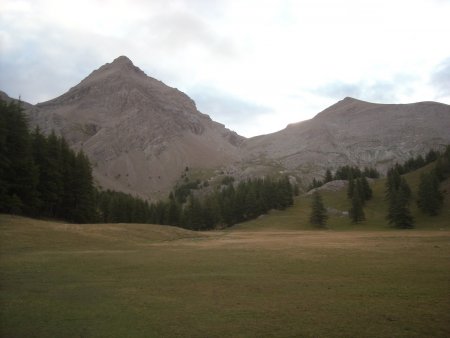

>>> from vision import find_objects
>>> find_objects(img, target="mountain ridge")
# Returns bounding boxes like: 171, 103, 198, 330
2, 56, 450, 197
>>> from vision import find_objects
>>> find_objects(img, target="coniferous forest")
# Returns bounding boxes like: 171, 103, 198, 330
1, 99, 98, 222
2, 98, 449, 230
0, 99, 295, 229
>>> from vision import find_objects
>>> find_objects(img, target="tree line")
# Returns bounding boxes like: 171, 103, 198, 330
1, 99, 96, 222
1, 99, 295, 229
309, 165, 380, 190
385, 146, 449, 228
309, 146, 450, 228
95, 176, 295, 230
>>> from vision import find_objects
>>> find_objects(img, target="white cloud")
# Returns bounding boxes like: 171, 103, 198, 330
0, 0, 449, 136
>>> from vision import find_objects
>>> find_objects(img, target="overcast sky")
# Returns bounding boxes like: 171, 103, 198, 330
1, 0, 450, 137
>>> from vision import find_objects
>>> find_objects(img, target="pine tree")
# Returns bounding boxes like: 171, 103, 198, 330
182, 195, 205, 230
349, 180, 365, 223
385, 168, 401, 201
31, 128, 64, 217
71, 151, 97, 223
0, 103, 8, 210
347, 174, 355, 199
324, 169, 333, 183
360, 176, 372, 201
387, 178, 414, 229
0, 99, 39, 214
417, 172, 443, 216
309, 191, 328, 228
165, 192, 181, 225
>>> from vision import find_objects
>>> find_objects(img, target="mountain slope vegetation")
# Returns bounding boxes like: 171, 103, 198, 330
235, 160, 450, 231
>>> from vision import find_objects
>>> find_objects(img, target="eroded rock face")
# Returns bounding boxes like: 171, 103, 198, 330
241, 97, 450, 178
23, 56, 244, 199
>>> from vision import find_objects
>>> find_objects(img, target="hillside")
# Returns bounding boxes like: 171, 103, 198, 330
0, 214, 203, 251
241, 97, 450, 181
234, 162, 450, 231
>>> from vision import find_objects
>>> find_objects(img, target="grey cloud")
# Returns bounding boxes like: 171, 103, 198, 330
431, 57, 450, 98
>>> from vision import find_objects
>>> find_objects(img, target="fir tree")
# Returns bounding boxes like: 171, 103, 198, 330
387, 178, 414, 229
324, 169, 333, 183
309, 191, 328, 228
0, 99, 39, 214
347, 174, 355, 199
349, 180, 365, 223
417, 172, 443, 216
165, 192, 181, 225
360, 176, 372, 201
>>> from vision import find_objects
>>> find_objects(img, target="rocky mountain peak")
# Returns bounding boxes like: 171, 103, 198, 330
23, 56, 244, 199
112, 55, 133, 65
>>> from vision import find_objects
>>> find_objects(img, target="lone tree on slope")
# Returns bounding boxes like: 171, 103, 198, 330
309, 191, 328, 228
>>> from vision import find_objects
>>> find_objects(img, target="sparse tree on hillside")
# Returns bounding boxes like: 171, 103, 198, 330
324, 169, 333, 183
360, 176, 372, 202
347, 174, 355, 199
386, 177, 414, 229
417, 172, 443, 216
309, 191, 328, 228
349, 180, 365, 223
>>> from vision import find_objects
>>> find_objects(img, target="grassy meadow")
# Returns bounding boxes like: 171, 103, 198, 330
1, 212, 449, 337
1, 167, 450, 337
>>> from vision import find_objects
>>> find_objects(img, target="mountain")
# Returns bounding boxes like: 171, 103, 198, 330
3, 57, 450, 198
241, 97, 450, 179
22, 56, 244, 199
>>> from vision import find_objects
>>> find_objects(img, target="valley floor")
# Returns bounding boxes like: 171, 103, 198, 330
1, 215, 449, 337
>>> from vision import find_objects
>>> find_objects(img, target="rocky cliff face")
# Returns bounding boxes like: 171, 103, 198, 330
241, 97, 450, 178
24, 56, 244, 198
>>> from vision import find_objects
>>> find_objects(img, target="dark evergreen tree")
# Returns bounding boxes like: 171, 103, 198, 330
360, 176, 372, 202
182, 195, 205, 230
0, 99, 39, 214
31, 129, 63, 217
309, 177, 324, 190
425, 149, 439, 163
71, 151, 97, 223
165, 192, 181, 225
0, 103, 9, 210
434, 147, 450, 181
324, 169, 333, 183
387, 178, 414, 229
385, 168, 401, 201
309, 191, 328, 228
347, 174, 355, 199
417, 172, 443, 216
349, 180, 365, 223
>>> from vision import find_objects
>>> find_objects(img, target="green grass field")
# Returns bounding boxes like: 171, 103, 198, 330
1, 212, 449, 337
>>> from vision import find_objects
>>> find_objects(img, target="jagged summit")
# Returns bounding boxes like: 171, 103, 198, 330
112, 55, 133, 65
